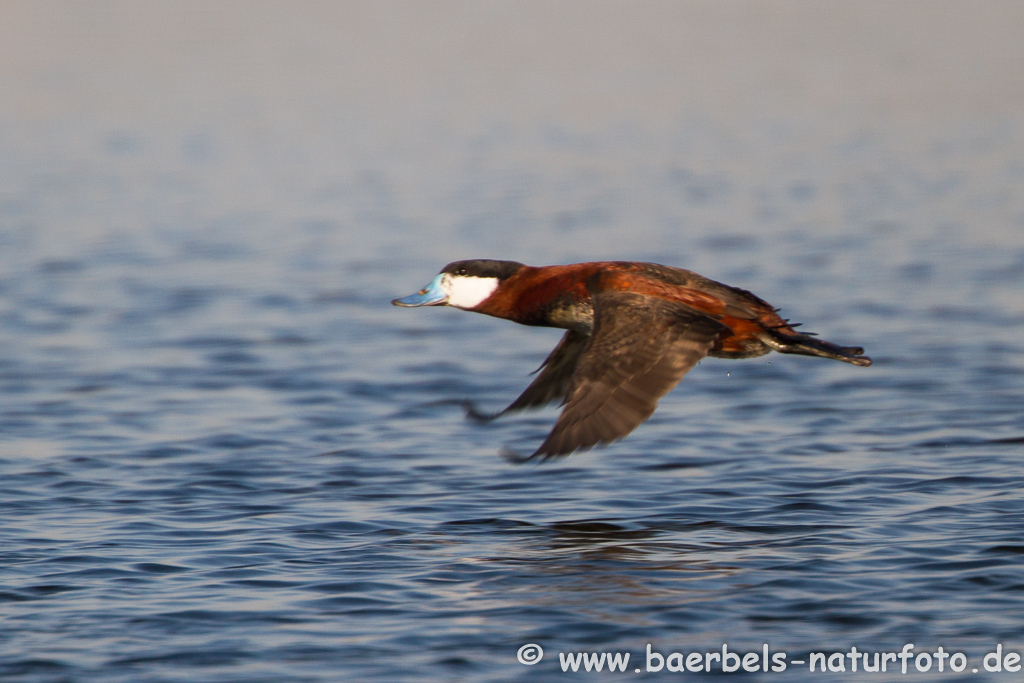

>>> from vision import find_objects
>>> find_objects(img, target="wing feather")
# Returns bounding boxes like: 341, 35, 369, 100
466, 329, 588, 421
531, 291, 726, 458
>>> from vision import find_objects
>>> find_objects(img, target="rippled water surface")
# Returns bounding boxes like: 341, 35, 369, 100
2, 3, 1024, 681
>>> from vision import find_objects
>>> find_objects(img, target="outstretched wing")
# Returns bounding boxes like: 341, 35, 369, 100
466, 329, 588, 421
530, 291, 727, 459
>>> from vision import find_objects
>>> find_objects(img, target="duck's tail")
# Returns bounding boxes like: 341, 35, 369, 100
760, 329, 872, 367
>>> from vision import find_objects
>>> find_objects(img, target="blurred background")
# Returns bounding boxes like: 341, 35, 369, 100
3, 1, 1021, 269
1, 2, 1023, 681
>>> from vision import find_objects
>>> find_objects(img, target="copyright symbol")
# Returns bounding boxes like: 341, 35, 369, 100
517, 643, 543, 665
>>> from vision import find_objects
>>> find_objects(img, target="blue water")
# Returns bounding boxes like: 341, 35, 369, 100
3, 4, 1024, 682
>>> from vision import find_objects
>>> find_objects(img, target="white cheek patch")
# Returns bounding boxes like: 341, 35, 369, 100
442, 275, 499, 309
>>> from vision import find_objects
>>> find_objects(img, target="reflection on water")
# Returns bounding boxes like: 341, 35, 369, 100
1, 2, 1024, 682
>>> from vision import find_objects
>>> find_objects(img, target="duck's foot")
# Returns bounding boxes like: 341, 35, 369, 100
761, 331, 872, 367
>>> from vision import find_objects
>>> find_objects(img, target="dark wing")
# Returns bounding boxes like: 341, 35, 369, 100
529, 291, 727, 459
466, 330, 588, 421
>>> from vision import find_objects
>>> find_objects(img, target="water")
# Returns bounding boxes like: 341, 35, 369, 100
2, 2, 1024, 681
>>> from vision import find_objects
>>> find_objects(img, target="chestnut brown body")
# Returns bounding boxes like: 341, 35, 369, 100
394, 259, 871, 459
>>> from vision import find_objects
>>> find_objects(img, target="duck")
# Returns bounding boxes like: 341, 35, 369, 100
393, 259, 871, 460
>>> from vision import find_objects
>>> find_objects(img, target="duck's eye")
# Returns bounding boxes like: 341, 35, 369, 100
456, 267, 467, 276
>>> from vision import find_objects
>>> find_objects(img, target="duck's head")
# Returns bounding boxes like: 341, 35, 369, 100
391, 259, 525, 310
